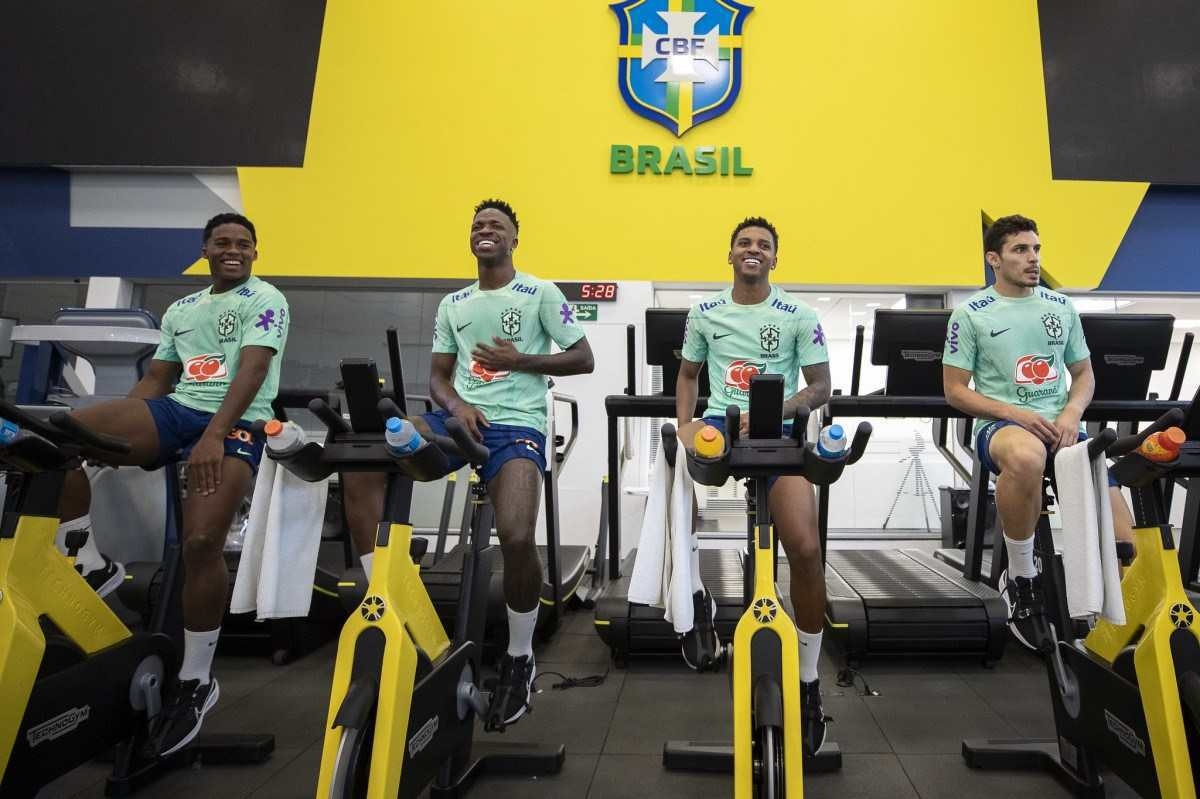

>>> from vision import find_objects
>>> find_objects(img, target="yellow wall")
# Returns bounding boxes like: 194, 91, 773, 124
203, 1, 1147, 288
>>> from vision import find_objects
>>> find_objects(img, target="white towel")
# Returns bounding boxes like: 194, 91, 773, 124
628, 451, 704, 633
230, 455, 330, 619
1054, 441, 1125, 625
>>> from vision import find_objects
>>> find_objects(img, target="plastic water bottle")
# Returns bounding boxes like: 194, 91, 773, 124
384, 417, 423, 457
0, 417, 19, 445
817, 424, 847, 459
693, 425, 725, 458
1138, 426, 1185, 463
264, 419, 306, 456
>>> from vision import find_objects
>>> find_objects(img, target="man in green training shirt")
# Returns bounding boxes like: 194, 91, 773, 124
943, 214, 1134, 651
56, 213, 289, 755
676, 216, 833, 756
342, 199, 594, 730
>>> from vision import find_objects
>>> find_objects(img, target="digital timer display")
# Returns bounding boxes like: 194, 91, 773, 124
557, 282, 619, 302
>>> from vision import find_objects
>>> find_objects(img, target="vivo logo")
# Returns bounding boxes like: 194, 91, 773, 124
947, 321, 960, 354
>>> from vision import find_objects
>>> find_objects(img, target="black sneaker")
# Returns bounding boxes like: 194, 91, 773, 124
1001, 569, 1045, 652
486, 654, 534, 731
148, 678, 220, 757
800, 679, 829, 756
79, 555, 125, 598
682, 590, 721, 671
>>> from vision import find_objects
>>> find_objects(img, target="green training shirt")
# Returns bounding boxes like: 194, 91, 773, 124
943, 286, 1089, 435
681, 285, 829, 417
431, 272, 585, 434
154, 275, 290, 424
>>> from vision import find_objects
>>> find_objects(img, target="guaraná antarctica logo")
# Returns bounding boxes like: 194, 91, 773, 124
610, 0, 754, 176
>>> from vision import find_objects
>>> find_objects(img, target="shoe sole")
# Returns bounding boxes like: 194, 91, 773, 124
92, 561, 126, 599
502, 664, 535, 726
159, 679, 220, 756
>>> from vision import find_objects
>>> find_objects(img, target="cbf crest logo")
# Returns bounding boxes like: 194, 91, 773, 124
611, 0, 754, 137
501, 308, 522, 337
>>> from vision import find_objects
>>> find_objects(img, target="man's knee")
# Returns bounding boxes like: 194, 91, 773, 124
182, 527, 227, 563
994, 439, 1046, 482
779, 526, 822, 568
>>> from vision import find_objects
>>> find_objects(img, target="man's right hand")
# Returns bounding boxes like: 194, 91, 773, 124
1004, 407, 1059, 445
450, 401, 489, 442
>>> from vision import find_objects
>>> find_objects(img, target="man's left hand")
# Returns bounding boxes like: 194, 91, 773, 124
188, 433, 226, 496
1051, 409, 1082, 453
471, 337, 525, 372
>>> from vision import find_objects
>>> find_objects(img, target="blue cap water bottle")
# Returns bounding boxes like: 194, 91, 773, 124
384, 417, 423, 456
817, 424, 846, 460
0, 417, 20, 446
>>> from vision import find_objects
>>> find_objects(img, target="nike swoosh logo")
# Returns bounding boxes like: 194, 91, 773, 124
713, 332, 732, 340
457, 322, 472, 332
175, 329, 194, 336
990, 328, 1010, 337
236, 449, 252, 456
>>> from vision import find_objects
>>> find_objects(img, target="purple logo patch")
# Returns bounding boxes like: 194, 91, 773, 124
256, 309, 275, 331
560, 302, 575, 325
812, 324, 826, 347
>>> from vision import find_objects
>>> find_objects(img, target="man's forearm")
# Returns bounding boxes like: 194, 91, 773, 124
1061, 372, 1094, 418
782, 382, 831, 420
946, 384, 1017, 422
127, 375, 173, 401
203, 365, 268, 437
676, 379, 699, 429
515, 349, 593, 376
431, 374, 468, 413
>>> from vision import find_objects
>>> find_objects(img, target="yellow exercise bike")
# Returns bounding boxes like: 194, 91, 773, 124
267, 369, 563, 799
964, 408, 1200, 797
663, 375, 871, 798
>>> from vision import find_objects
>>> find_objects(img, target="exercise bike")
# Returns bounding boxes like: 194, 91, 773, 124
964, 408, 1200, 797
267, 374, 564, 798
663, 374, 871, 798
0, 400, 272, 797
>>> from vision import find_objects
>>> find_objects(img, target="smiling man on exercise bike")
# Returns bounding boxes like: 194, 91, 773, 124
55, 212, 289, 757
342, 198, 594, 730
942, 214, 1135, 651
675, 216, 833, 756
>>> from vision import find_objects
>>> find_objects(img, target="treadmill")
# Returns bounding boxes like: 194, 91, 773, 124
822, 309, 1010, 666
935, 314, 1182, 588
593, 309, 761, 663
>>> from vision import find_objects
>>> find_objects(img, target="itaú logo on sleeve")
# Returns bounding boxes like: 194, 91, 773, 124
1014, 354, 1058, 386
184, 353, 228, 382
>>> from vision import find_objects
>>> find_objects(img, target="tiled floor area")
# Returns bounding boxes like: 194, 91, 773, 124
41, 605, 1143, 798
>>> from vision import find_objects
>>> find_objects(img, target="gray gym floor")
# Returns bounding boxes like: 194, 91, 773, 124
42, 563, 1142, 798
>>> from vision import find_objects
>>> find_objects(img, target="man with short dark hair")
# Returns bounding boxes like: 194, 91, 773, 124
57, 212, 289, 755
943, 214, 1134, 650
341, 199, 595, 729
675, 216, 833, 755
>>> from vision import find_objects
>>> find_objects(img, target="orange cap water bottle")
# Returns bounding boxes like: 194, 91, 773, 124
694, 425, 725, 458
1138, 426, 1185, 463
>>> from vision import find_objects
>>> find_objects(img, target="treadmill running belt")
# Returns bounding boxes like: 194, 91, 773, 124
828, 550, 984, 606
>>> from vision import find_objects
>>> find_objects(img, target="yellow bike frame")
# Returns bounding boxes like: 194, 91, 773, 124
315, 518, 451, 798
732, 520, 804, 798
0, 511, 131, 778
1084, 524, 1200, 799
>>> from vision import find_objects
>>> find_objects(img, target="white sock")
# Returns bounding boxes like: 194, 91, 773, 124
506, 605, 539, 659
1004, 533, 1038, 579
179, 628, 220, 685
799, 629, 822, 684
56, 515, 106, 575
360, 552, 374, 581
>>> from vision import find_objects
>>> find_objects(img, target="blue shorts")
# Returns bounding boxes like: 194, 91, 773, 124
701, 416, 793, 493
976, 420, 1118, 488
144, 396, 265, 475
422, 409, 546, 483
